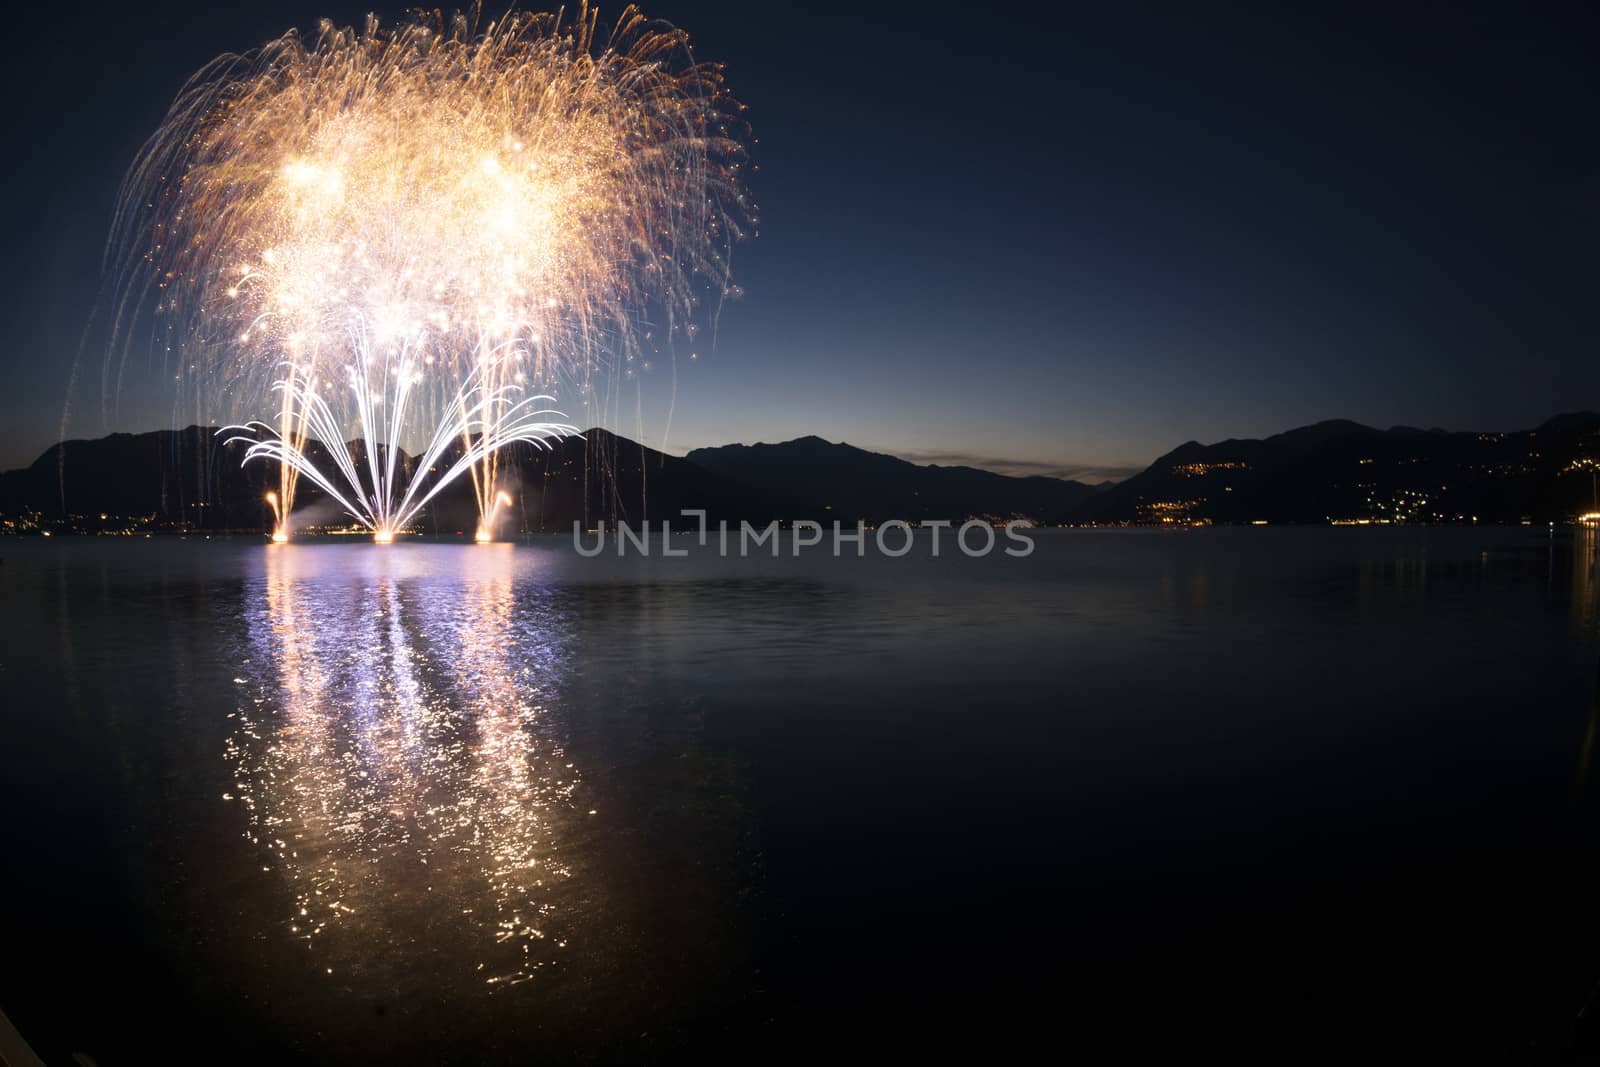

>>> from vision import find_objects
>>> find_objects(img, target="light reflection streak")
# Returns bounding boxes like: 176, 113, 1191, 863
226, 546, 583, 988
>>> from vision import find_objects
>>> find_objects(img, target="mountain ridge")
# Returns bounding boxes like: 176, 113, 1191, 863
5, 412, 1600, 531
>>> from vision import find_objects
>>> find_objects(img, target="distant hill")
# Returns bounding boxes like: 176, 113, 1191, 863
0, 426, 277, 530
685, 435, 1098, 524
4, 414, 1600, 533
0, 427, 763, 533
1080, 414, 1600, 524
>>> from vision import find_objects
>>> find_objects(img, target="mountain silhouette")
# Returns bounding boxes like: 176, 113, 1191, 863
685, 435, 1097, 523
0, 427, 760, 533
1081, 414, 1600, 524
3, 414, 1599, 532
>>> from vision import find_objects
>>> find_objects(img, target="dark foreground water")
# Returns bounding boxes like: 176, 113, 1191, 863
4, 528, 1600, 1061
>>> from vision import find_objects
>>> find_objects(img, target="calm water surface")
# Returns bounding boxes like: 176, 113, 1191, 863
3, 528, 1600, 1060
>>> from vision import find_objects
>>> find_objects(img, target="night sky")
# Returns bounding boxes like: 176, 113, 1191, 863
1, 1, 1596, 481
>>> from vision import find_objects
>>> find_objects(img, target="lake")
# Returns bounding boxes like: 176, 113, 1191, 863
2, 527, 1599, 1061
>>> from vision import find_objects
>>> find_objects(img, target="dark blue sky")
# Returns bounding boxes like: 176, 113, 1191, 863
1, 1, 1596, 479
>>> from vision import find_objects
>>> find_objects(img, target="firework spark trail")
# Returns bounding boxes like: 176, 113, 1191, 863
222, 330, 577, 538
111, 3, 751, 539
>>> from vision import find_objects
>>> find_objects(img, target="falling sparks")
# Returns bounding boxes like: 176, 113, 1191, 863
111, 3, 752, 539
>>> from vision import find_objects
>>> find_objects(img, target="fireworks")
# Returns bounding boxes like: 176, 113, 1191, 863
111, 3, 751, 539
478, 490, 516, 542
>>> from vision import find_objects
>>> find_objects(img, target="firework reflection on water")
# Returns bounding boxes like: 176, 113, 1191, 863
225, 545, 587, 990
